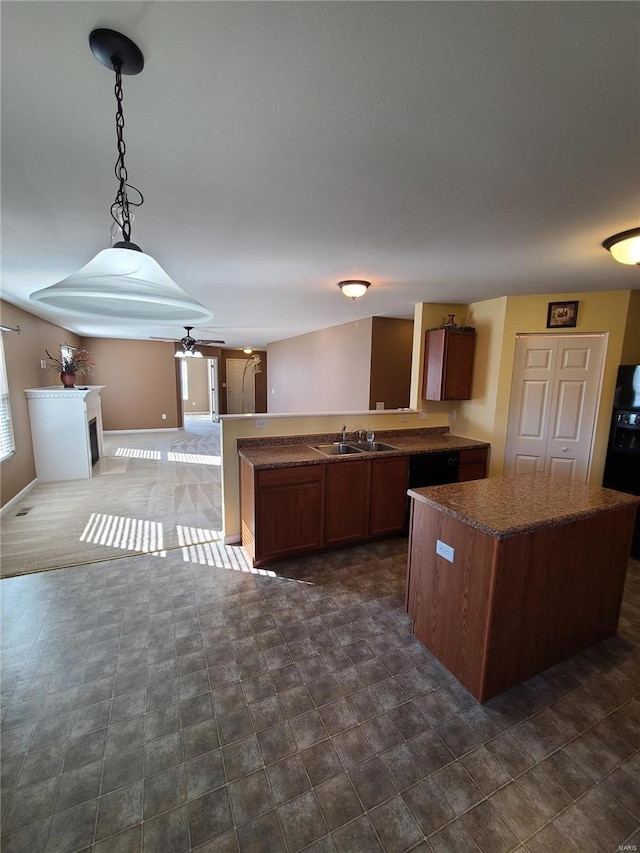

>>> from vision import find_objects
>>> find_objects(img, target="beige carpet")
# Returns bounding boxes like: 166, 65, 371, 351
1, 416, 224, 577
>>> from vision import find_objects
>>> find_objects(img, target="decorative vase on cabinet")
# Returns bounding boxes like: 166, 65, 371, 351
61, 372, 76, 388
423, 328, 476, 401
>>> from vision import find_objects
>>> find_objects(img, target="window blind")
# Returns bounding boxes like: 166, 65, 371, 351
0, 339, 15, 461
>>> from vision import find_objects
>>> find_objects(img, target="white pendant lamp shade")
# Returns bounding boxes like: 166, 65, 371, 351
31, 30, 213, 326
30, 248, 213, 323
602, 228, 640, 266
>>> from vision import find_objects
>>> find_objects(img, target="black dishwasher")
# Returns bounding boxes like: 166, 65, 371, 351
408, 451, 459, 488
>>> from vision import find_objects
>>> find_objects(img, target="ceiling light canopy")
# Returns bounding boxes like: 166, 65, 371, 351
30, 29, 212, 325
602, 228, 640, 266
338, 280, 370, 300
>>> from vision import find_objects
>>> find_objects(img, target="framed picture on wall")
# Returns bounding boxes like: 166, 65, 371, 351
547, 300, 578, 328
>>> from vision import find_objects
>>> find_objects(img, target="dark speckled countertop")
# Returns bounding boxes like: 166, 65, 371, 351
237, 428, 489, 469
409, 473, 640, 539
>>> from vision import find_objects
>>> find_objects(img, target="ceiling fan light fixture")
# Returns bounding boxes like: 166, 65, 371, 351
602, 228, 640, 266
174, 326, 206, 357
338, 280, 370, 300
30, 29, 212, 325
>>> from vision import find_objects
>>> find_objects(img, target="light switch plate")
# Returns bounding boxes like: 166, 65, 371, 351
436, 539, 454, 562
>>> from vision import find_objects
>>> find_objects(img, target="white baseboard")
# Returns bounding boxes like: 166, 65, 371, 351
1, 478, 38, 517
104, 428, 182, 434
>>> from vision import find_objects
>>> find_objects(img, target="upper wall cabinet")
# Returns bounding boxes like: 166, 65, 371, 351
423, 328, 476, 401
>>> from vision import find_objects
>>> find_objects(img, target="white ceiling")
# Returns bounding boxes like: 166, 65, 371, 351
2, 1, 639, 350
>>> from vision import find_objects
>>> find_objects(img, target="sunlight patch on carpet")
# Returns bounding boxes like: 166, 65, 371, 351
167, 452, 221, 466
81, 513, 166, 556
115, 448, 162, 460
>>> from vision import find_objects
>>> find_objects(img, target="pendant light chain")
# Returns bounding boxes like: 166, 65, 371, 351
111, 61, 143, 244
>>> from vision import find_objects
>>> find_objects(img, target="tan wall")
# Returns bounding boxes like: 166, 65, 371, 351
220, 409, 450, 539
454, 297, 508, 474
184, 358, 209, 413
0, 301, 81, 505
621, 289, 640, 364
267, 319, 373, 413
369, 317, 414, 410
83, 338, 183, 431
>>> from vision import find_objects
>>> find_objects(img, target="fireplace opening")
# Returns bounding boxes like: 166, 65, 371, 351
89, 418, 99, 467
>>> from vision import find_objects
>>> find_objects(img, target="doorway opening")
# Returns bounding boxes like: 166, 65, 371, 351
180, 356, 220, 422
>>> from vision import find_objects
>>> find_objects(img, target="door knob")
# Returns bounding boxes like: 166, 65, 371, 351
562, 447, 568, 452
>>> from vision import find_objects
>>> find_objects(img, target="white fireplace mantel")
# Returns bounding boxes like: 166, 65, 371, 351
25, 385, 105, 482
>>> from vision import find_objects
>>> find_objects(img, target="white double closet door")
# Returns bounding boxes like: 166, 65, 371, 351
504, 333, 606, 481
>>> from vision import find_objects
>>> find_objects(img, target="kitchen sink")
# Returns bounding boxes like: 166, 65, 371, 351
313, 443, 364, 456
348, 441, 399, 452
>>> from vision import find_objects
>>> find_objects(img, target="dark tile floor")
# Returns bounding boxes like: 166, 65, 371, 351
1, 538, 639, 852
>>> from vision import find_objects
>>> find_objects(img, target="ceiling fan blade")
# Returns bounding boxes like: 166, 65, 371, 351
196, 339, 226, 345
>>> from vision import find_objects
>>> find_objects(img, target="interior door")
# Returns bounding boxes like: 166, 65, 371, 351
504, 334, 606, 481
208, 357, 219, 421
226, 358, 256, 414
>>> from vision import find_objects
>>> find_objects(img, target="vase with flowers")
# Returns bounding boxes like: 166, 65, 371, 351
45, 346, 95, 388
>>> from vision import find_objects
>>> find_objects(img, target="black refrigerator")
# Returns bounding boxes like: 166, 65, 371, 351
602, 365, 640, 558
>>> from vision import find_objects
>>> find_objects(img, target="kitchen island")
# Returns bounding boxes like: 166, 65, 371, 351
406, 473, 640, 702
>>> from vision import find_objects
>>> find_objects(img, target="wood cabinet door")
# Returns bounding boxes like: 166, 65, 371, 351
370, 455, 409, 536
325, 460, 371, 546
255, 466, 324, 562
423, 329, 475, 401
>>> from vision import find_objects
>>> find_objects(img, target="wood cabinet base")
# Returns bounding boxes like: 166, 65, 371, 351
406, 500, 636, 703
241, 455, 409, 568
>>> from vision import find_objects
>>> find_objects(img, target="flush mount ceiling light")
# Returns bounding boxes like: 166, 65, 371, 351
30, 29, 212, 325
242, 347, 254, 354
602, 228, 640, 266
338, 280, 371, 300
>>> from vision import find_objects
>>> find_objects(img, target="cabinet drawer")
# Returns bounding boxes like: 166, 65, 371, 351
258, 464, 323, 488
458, 463, 486, 482
459, 448, 487, 465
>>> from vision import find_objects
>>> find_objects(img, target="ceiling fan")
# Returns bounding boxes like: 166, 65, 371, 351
150, 326, 225, 357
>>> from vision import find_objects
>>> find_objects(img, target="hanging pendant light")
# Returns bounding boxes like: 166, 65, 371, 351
31, 29, 212, 325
